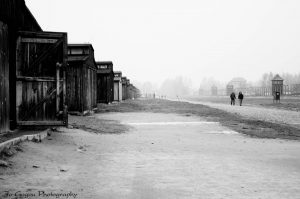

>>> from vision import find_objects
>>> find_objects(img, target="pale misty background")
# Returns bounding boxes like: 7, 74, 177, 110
26, 0, 300, 96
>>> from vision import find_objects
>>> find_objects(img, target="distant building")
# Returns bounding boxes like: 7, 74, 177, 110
271, 74, 284, 95
113, 71, 122, 102
228, 77, 247, 89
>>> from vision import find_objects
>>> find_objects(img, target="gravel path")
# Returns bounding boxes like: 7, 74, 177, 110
183, 100, 300, 127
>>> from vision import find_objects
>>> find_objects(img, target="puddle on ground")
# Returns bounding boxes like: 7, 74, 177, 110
124, 121, 218, 126
215, 130, 239, 135
99, 112, 240, 135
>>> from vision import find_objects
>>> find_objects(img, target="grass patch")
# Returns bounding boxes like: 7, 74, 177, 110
68, 115, 130, 134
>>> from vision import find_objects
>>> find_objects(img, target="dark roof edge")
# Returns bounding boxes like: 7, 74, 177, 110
96, 61, 113, 65
68, 43, 94, 51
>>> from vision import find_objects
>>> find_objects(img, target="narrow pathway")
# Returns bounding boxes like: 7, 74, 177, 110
182, 99, 300, 127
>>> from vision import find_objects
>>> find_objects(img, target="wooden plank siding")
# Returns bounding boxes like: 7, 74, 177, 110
0, 21, 10, 134
67, 44, 97, 114
0, 0, 43, 130
16, 31, 68, 126
122, 77, 127, 100
84, 64, 97, 112
66, 62, 83, 112
126, 79, 131, 100
113, 71, 122, 102
0, 0, 42, 32
96, 61, 114, 104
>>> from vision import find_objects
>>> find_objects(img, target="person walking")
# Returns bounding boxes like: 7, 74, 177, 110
238, 91, 244, 106
230, 92, 236, 105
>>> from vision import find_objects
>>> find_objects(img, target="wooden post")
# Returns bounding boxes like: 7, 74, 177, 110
62, 33, 68, 126
56, 62, 61, 114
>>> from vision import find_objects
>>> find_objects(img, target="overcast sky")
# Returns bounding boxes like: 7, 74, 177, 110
26, 0, 300, 88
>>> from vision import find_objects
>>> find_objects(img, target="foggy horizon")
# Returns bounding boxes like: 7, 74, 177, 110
26, 0, 300, 89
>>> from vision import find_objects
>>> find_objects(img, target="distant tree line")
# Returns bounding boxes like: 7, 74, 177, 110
159, 76, 192, 98
134, 76, 193, 98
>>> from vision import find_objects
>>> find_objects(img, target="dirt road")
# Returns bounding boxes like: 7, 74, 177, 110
1, 112, 300, 199
182, 99, 300, 128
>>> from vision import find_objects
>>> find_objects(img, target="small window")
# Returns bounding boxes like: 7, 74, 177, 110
83, 48, 90, 55
70, 48, 83, 55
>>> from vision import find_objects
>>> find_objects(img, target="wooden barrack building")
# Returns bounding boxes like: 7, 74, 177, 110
96, 61, 114, 104
126, 79, 131, 100
113, 71, 122, 102
67, 44, 97, 115
1, 0, 68, 134
122, 77, 127, 100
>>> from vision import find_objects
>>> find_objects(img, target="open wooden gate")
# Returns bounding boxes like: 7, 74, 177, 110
16, 31, 68, 126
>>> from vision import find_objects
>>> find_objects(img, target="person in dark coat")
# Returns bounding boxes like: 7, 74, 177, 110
230, 92, 236, 105
238, 91, 244, 106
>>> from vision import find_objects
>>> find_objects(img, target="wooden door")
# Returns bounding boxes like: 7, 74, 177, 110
108, 74, 114, 103
114, 82, 119, 101
122, 84, 126, 100
0, 21, 10, 134
97, 74, 108, 103
16, 31, 68, 126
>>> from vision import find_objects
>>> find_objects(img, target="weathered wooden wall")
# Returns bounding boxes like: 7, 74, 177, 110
91, 68, 97, 108
0, 0, 41, 32
126, 80, 131, 100
122, 78, 127, 100
97, 74, 115, 103
113, 81, 119, 101
96, 62, 114, 104
127, 84, 133, 100
67, 45, 97, 114
113, 72, 122, 102
122, 84, 126, 100
97, 74, 107, 103
66, 63, 83, 112
0, 0, 42, 129
67, 64, 97, 113
16, 31, 67, 126
0, 21, 10, 134
84, 65, 97, 111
